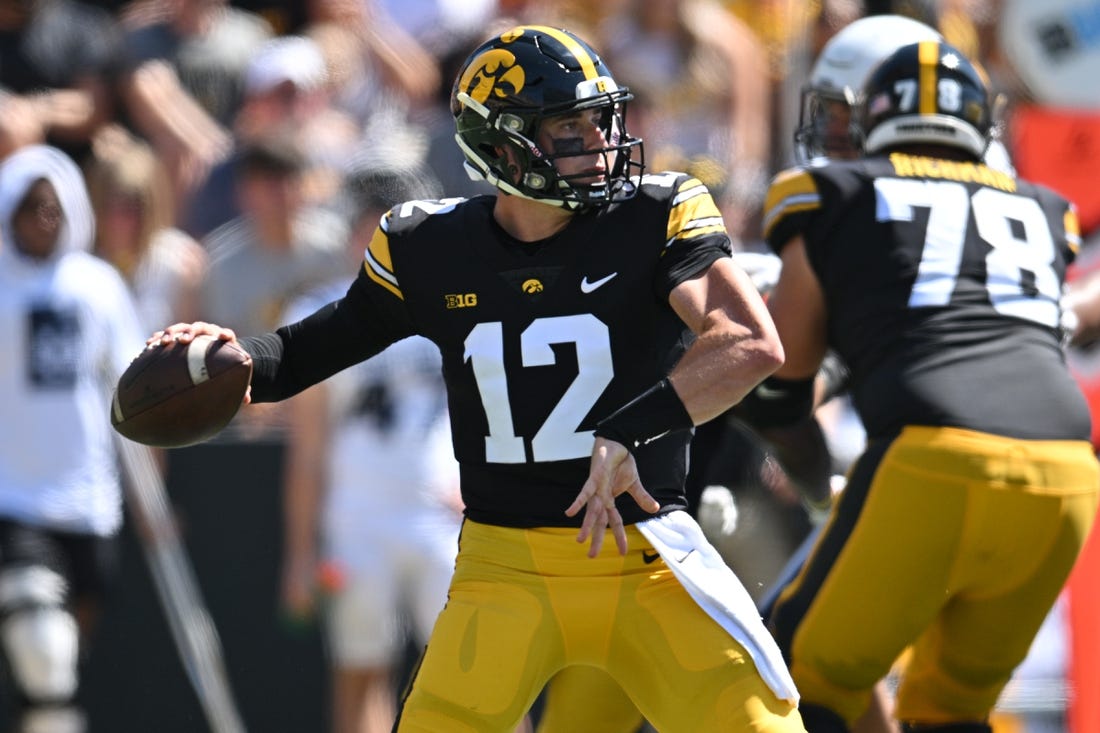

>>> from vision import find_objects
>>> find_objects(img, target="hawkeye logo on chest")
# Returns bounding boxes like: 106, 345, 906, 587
445, 293, 478, 309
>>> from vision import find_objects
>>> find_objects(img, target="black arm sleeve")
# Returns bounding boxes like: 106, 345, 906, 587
734, 375, 815, 429
239, 269, 417, 402
754, 415, 833, 510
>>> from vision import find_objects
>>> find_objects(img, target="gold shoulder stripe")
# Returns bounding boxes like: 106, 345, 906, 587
671, 177, 708, 206
1066, 207, 1081, 254
364, 227, 403, 299
762, 169, 820, 240
667, 181, 725, 242
763, 168, 814, 213
520, 26, 599, 79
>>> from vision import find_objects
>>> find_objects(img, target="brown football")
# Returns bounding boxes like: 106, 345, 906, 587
111, 336, 253, 448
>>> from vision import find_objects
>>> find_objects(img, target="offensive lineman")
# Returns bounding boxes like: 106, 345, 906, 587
761, 41, 1099, 732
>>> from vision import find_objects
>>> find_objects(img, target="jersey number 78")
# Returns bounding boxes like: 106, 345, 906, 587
875, 178, 1062, 328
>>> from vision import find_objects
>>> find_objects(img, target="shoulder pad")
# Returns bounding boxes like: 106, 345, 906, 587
645, 172, 728, 246
762, 166, 821, 243
363, 198, 464, 301
381, 197, 466, 238
636, 171, 694, 196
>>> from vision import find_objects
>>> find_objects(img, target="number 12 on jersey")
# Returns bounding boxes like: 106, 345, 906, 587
465, 314, 614, 463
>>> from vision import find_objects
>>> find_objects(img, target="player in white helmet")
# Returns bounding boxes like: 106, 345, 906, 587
795, 12, 1016, 176
759, 15, 945, 733
794, 14, 944, 164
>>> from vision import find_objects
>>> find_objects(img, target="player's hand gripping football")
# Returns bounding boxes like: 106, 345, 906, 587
148, 321, 252, 405
566, 437, 660, 558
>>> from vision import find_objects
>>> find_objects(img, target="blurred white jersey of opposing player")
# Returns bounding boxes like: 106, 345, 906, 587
324, 329, 460, 526
324, 326, 459, 652
287, 280, 460, 645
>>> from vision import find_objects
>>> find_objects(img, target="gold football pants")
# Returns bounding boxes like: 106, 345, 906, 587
396, 519, 804, 732
771, 426, 1099, 725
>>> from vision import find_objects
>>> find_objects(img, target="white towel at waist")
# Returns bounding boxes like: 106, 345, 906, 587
637, 510, 800, 704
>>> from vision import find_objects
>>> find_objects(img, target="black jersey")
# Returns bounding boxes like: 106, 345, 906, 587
263, 173, 731, 528
763, 152, 1090, 442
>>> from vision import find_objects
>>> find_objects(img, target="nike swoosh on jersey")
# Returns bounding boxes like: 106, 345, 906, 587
580, 272, 618, 293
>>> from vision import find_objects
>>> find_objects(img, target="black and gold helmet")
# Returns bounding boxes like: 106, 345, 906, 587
451, 26, 644, 210
793, 14, 942, 163
856, 40, 992, 159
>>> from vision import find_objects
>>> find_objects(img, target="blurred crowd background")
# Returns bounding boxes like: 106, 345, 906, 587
2, 0, 1099, 731
5, 0, 1097, 335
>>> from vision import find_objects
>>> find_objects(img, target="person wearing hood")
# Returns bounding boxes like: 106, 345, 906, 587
0, 145, 144, 733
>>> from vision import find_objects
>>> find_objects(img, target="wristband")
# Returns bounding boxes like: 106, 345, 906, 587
594, 378, 694, 452
735, 375, 815, 429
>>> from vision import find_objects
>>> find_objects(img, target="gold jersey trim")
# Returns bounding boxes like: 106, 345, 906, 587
666, 178, 726, 245
365, 227, 403, 299
762, 168, 820, 240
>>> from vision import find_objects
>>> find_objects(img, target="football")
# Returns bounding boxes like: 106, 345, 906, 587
111, 336, 253, 448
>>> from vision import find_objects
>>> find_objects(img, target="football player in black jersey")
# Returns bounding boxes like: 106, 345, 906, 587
759, 40, 1100, 733
149, 25, 807, 733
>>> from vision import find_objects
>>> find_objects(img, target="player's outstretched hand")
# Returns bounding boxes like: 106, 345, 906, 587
566, 437, 660, 558
147, 321, 250, 404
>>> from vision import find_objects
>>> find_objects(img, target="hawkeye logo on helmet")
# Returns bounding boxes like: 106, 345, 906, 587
458, 49, 525, 106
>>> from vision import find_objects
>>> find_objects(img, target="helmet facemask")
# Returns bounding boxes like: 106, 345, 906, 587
456, 87, 644, 211
793, 86, 860, 163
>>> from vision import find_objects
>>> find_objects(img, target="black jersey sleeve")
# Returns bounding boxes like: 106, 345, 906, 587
243, 266, 417, 402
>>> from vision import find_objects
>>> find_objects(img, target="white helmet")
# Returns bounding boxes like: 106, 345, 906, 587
794, 14, 942, 162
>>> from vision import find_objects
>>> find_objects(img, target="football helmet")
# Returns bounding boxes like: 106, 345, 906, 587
794, 15, 942, 162
856, 40, 992, 159
451, 26, 644, 210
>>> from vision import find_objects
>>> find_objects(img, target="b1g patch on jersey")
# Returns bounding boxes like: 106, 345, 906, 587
26, 306, 81, 389
445, 293, 479, 309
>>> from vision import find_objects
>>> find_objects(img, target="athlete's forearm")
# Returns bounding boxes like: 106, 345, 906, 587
668, 259, 785, 424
